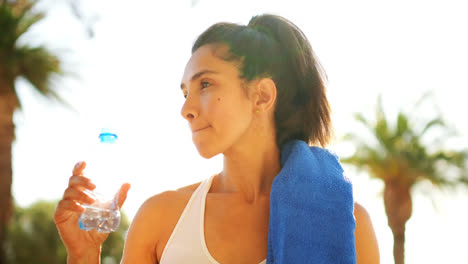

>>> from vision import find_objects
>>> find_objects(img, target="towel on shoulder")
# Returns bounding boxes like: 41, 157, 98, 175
267, 140, 356, 263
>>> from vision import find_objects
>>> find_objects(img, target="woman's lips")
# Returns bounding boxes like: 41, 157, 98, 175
193, 126, 209, 133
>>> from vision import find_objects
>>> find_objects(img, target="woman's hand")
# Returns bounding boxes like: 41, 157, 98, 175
54, 161, 131, 263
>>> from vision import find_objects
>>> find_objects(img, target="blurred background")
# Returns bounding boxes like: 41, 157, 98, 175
2, 0, 467, 263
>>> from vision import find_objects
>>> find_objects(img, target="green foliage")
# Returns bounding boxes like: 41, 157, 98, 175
0, 0, 63, 106
342, 94, 468, 188
5, 200, 129, 264
0, 0, 44, 49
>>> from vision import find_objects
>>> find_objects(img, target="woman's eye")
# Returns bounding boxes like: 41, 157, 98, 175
182, 81, 210, 99
201, 81, 211, 89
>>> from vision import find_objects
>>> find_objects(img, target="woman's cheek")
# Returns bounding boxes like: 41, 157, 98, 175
201, 94, 222, 118
209, 96, 224, 117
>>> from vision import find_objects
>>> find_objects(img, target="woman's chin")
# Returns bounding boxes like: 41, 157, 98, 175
192, 142, 218, 159
196, 148, 218, 159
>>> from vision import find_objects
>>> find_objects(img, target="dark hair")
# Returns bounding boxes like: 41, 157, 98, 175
192, 14, 333, 148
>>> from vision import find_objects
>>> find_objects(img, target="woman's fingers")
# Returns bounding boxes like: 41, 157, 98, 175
63, 186, 96, 205
57, 199, 85, 214
67, 161, 130, 211
68, 174, 96, 190
117, 183, 131, 209
72, 161, 86, 176
54, 199, 85, 226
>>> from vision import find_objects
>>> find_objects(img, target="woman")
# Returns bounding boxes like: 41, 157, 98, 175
54, 14, 379, 263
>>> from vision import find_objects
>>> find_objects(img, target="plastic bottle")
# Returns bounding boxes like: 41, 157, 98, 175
78, 128, 122, 233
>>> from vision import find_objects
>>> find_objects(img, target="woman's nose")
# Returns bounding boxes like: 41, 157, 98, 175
180, 94, 198, 121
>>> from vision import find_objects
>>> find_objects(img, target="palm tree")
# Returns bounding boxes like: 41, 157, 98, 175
0, 0, 64, 262
341, 95, 467, 264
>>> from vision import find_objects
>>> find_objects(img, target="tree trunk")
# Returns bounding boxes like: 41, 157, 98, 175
392, 228, 405, 264
383, 181, 412, 264
0, 79, 18, 264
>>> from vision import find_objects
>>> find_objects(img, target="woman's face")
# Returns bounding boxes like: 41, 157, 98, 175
180, 44, 255, 158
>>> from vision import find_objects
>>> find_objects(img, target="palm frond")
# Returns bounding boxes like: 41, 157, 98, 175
460, 176, 468, 186
341, 132, 372, 149
412, 90, 433, 111
13, 45, 66, 104
1, 0, 69, 109
431, 150, 467, 169
342, 94, 468, 191
419, 117, 445, 138
354, 113, 373, 131
0, 2, 18, 51
16, 12, 44, 41
375, 95, 389, 137
373, 96, 404, 155
395, 112, 409, 138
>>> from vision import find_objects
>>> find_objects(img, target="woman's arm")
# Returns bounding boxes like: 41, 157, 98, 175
67, 248, 101, 264
354, 202, 380, 264
54, 162, 131, 264
121, 192, 174, 264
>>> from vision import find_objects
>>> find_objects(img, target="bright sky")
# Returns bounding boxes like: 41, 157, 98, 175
11, 0, 468, 263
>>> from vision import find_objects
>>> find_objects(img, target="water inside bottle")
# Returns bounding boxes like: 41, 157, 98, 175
79, 204, 121, 233
78, 189, 121, 233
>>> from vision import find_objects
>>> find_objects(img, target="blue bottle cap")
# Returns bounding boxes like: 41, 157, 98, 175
99, 129, 118, 143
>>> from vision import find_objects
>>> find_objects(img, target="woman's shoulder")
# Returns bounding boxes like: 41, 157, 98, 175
140, 180, 203, 214
122, 180, 204, 263
124, 178, 205, 236
138, 182, 205, 222
353, 202, 369, 219
353, 202, 380, 264
176, 181, 203, 193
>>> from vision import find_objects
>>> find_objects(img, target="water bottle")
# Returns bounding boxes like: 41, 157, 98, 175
78, 128, 122, 233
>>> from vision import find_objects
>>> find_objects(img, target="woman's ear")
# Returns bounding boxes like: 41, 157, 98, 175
253, 78, 277, 113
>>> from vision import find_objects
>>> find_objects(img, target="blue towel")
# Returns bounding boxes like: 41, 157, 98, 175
267, 140, 356, 263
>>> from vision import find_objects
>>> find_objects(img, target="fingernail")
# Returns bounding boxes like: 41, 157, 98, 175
74, 161, 83, 170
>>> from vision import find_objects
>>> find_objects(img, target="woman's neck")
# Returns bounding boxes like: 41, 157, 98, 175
213, 136, 281, 204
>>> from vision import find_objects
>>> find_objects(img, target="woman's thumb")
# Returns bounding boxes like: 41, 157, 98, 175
117, 183, 131, 209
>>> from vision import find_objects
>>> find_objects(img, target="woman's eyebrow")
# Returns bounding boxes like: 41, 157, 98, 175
180, 70, 219, 90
